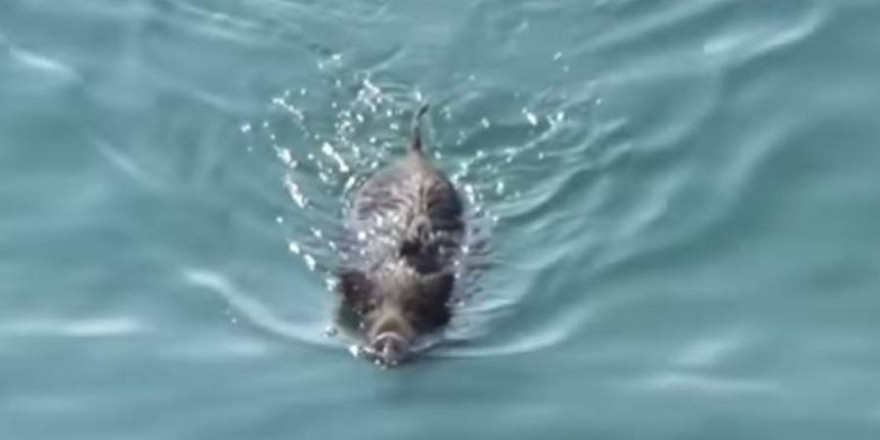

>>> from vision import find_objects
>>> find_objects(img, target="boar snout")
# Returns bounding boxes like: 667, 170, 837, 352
368, 312, 415, 366
371, 332, 407, 365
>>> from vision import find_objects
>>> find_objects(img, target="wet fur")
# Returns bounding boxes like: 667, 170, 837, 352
336, 105, 464, 363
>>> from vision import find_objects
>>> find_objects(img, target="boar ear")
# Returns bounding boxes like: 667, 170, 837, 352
339, 269, 371, 300
421, 272, 454, 303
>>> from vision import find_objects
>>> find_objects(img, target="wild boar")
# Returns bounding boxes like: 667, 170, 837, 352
336, 104, 464, 366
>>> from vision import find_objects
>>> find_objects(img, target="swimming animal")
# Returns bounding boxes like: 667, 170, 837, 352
336, 104, 464, 366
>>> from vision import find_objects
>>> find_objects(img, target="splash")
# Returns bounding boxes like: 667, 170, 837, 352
237, 69, 592, 359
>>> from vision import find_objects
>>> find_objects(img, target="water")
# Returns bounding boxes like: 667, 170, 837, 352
2, 0, 880, 438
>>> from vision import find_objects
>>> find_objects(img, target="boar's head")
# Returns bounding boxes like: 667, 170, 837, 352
338, 266, 453, 366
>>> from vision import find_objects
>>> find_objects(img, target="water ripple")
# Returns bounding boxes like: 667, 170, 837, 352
0, 317, 144, 338
634, 371, 783, 396
183, 268, 333, 348
0, 33, 81, 93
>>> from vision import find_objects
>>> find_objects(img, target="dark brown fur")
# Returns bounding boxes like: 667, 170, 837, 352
337, 105, 464, 366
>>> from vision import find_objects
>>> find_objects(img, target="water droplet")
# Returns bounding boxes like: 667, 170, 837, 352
240, 123, 252, 133
522, 108, 538, 126
553, 52, 563, 61
275, 146, 293, 165
275, 216, 284, 224
304, 254, 317, 271
321, 142, 350, 173
442, 106, 453, 120
349, 345, 361, 358
363, 79, 380, 96
480, 118, 490, 128
283, 176, 307, 208
288, 242, 301, 254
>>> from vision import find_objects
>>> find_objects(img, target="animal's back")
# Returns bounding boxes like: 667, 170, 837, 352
347, 152, 464, 273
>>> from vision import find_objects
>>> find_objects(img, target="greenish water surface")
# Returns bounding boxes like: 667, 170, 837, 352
2, 0, 880, 438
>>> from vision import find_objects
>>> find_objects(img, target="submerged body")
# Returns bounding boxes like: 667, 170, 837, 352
337, 105, 464, 366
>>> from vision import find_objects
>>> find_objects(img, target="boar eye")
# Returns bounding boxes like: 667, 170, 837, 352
405, 297, 450, 329
339, 270, 371, 298
351, 298, 379, 318
404, 300, 425, 315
